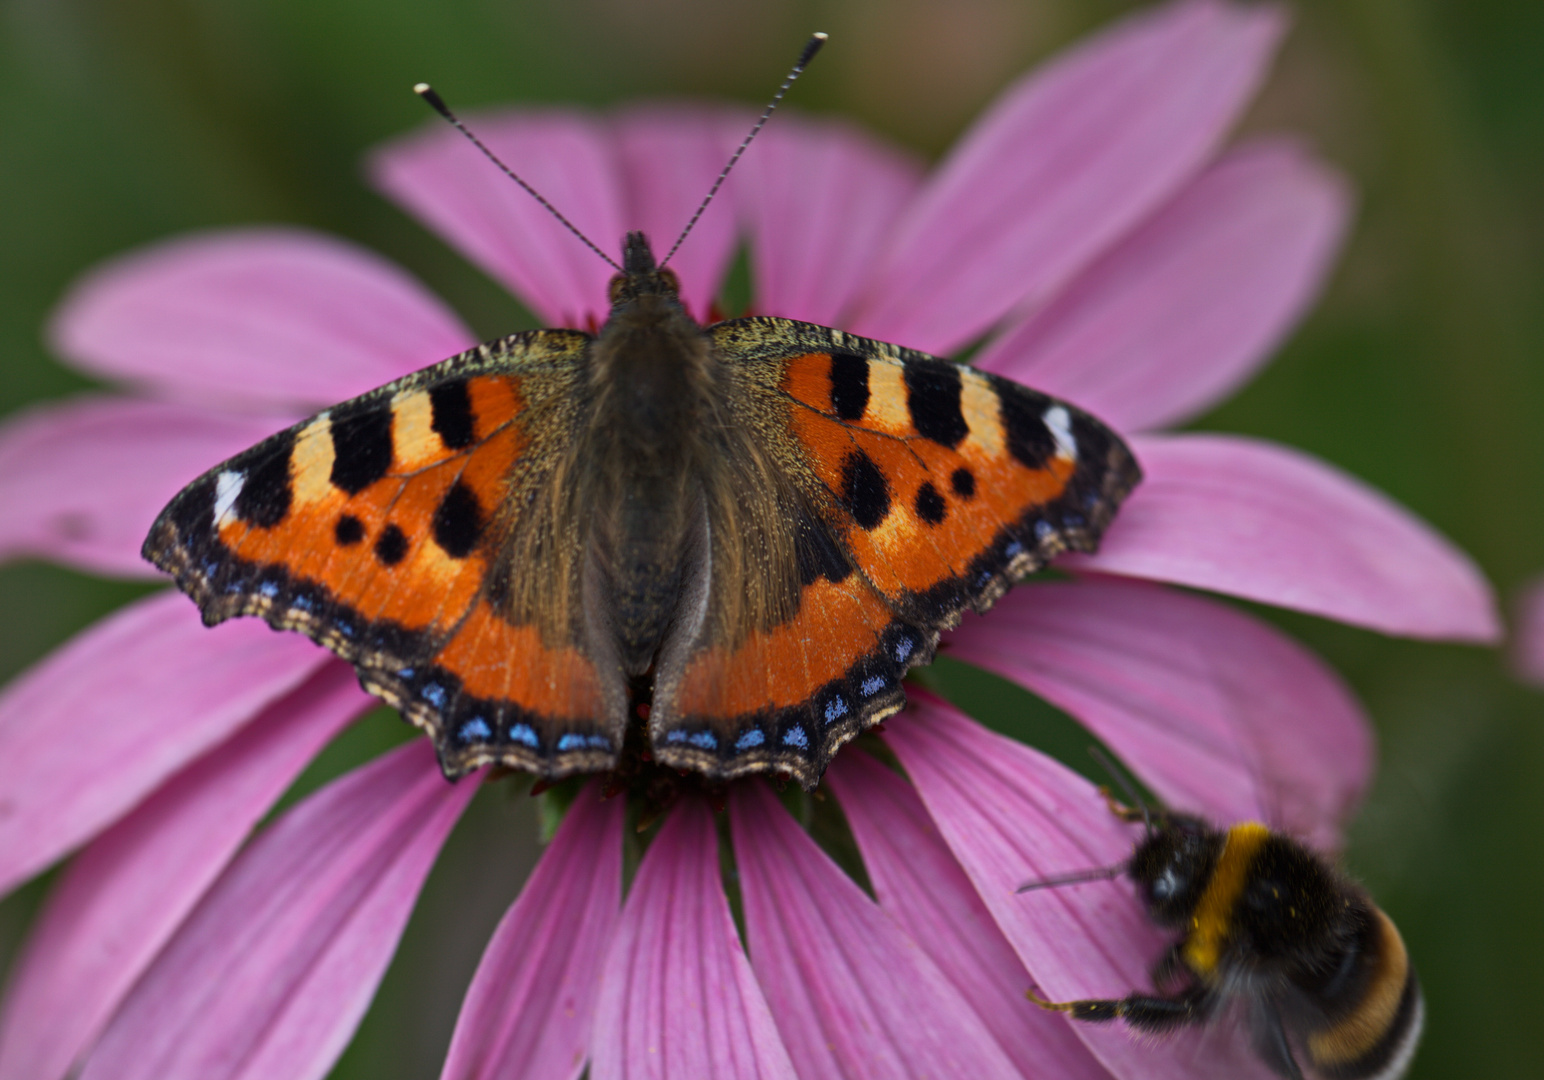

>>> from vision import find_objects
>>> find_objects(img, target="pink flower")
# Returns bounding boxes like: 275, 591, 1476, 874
0, 2, 1499, 1078
1511, 577, 1544, 687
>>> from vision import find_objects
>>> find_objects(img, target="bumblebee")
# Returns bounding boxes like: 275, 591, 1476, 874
1024, 807, 1424, 1080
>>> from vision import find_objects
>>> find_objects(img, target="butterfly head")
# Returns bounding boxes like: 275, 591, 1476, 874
608, 232, 683, 311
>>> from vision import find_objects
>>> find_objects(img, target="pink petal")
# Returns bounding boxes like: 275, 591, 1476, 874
49, 228, 475, 410
0, 591, 329, 895
1511, 576, 1544, 687
1070, 433, 1502, 641
736, 115, 925, 325
826, 751, 1113, 1080
730, 781, 1022, 1080
613, 105, 749, 322
885, 697, 1276, 1080
0, 665, 368, 1080
441, 783, 623, 1080
948, 577, 1371, 848
371, 110, 627, 329
79, 740, 476, 1080
976, 138, 1351, 432
847, 0, 1286, 354
593, 798, 796, 1080
0, 396, 289, 579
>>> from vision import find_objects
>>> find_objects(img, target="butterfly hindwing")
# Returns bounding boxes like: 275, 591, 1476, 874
143, 329, 629, 778
645, 317, 1140, 785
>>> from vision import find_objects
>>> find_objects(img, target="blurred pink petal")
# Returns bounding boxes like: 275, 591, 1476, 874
441, 783, 622, 1080
49, 228, 475, 411
0, 665, 368, 1080
947, 577, 1371, 848
730, 781, 1021, 1080
593, 798, 795, 1080
614, 105, 748, 322
885, 697, 1275, 1080
79, 741, 476, 1080
1512, 577, 1544, 687
737, 116, 925, 325
1071, 433, 1502, 641
0, 396, 289, 579
847, 0, 1285, 354
371, 111, 627, 329
0, 591, 329, 895
977, 138, 1350, 432
826, 751, 1113, 1080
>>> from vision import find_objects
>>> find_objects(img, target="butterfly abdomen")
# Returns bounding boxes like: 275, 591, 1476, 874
583, 290, 722, 673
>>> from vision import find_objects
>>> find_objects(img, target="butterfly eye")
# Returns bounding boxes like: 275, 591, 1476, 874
658, 267, 681, 294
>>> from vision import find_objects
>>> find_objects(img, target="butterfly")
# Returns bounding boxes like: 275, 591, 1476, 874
142, 49, 1141, 790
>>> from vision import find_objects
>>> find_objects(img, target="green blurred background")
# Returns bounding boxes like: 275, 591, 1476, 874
0, 0, 1540, 1076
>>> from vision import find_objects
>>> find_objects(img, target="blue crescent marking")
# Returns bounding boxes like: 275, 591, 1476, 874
458, 717, 492, 741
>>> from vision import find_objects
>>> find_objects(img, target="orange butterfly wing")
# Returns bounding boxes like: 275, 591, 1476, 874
648, 318, 1140, 785
144, 330, 626, 778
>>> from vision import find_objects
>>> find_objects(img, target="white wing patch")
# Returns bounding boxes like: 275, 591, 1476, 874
1043, 404, 1078, 462
212, 470, 245, 528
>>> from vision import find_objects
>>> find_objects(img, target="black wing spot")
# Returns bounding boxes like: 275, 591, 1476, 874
433, 482, 485, 558
840, 449, 891, 531
829, 353, 870, 421
334, 514, 365, 545
234, 433, 295, 528
950, 467, 976, 499
329, 409, 395, 495
429, 380, 476, 450
796, 515, 853, 585
374, 523, 409, 566
999, 385, 1056, 470
914, 482, 947, 525
904, 358, 968, 448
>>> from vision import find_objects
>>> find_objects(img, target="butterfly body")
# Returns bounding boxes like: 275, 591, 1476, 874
145, 233, 1140, 788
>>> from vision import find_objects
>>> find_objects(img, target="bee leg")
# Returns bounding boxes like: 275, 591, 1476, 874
1099, 786, 1147, 823
1150, 942, 1189, 991
1028, 984, 1214, 1033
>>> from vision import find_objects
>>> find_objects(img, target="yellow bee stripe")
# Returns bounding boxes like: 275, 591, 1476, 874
1307, 909, 1413, 1066
1182, 822, 1271, 976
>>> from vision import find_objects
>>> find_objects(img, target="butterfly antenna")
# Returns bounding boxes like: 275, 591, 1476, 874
658, 31, 828, 269
1089, 744, 1153, 835
1016, 863, 1126, 893
413, 83, 623, 273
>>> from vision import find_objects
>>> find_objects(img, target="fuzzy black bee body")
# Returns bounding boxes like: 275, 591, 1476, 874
1032, 814, 1423, 1080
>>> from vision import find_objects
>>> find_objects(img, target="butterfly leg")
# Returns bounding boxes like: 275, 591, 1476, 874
1028, 983, 1215, 1034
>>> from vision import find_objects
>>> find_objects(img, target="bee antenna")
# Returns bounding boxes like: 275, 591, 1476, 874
412, 83, 624, 273
1088, 744, 1153, 835
658, 31, 828, 270
1015, 863, 1126, 893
